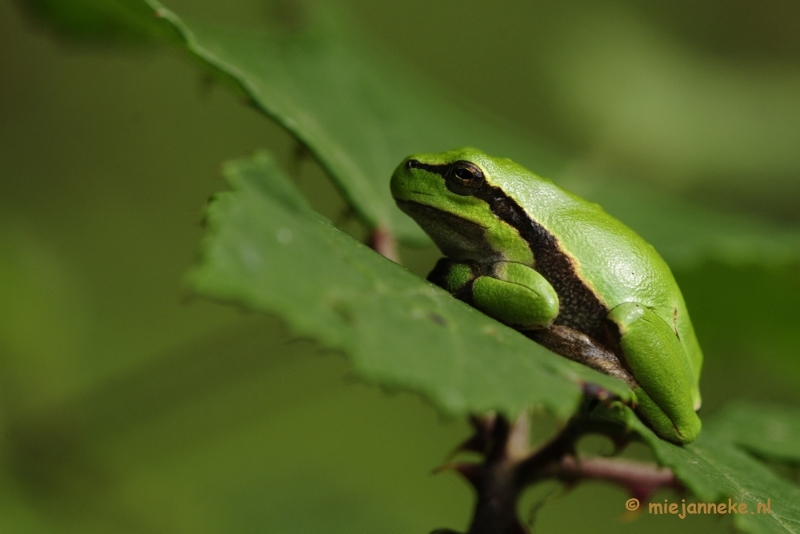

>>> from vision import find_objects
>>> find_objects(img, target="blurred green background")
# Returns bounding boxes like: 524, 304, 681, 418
1, 0, 799, 532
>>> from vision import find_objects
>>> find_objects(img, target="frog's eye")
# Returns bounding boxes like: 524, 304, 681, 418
446, 161, 485, 196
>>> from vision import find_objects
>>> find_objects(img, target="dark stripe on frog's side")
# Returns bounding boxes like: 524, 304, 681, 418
472, 183, 609, 337
407, 159, 610, 337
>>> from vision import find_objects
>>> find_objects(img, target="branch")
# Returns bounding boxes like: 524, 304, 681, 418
554, 455, 678, 502
439, 411, 679, 534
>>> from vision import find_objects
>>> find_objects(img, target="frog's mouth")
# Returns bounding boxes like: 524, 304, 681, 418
395, 199, 499, 261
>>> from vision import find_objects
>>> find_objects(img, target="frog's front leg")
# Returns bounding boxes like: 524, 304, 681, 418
428, 259, 559, 329
608, 303, 701, 444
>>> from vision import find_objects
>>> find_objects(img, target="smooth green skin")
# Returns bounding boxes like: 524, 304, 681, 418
391, 148, 702, 444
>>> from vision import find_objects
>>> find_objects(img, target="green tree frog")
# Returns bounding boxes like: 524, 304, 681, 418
391, 148, 702, 444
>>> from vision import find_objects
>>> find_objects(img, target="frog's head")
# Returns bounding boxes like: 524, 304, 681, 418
391, 147, 532, 263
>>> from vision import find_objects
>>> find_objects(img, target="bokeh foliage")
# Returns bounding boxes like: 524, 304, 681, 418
2, 0, 800, 533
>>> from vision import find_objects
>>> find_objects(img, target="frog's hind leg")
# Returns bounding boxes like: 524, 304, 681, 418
607, 303, 701, 444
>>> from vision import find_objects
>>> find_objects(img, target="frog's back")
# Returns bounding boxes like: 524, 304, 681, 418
491, 161, 683, 332
543, 188, 678, 312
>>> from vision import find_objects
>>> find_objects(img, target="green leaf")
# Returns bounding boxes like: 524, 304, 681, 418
188, 151, 632, 420
14, 0, 179, 44
143, 0, 561, 245
627, 411, 800, 534
705, 401, 800, 465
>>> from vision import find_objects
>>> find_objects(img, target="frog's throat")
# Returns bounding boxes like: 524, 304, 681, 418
395, 199, 501, 261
